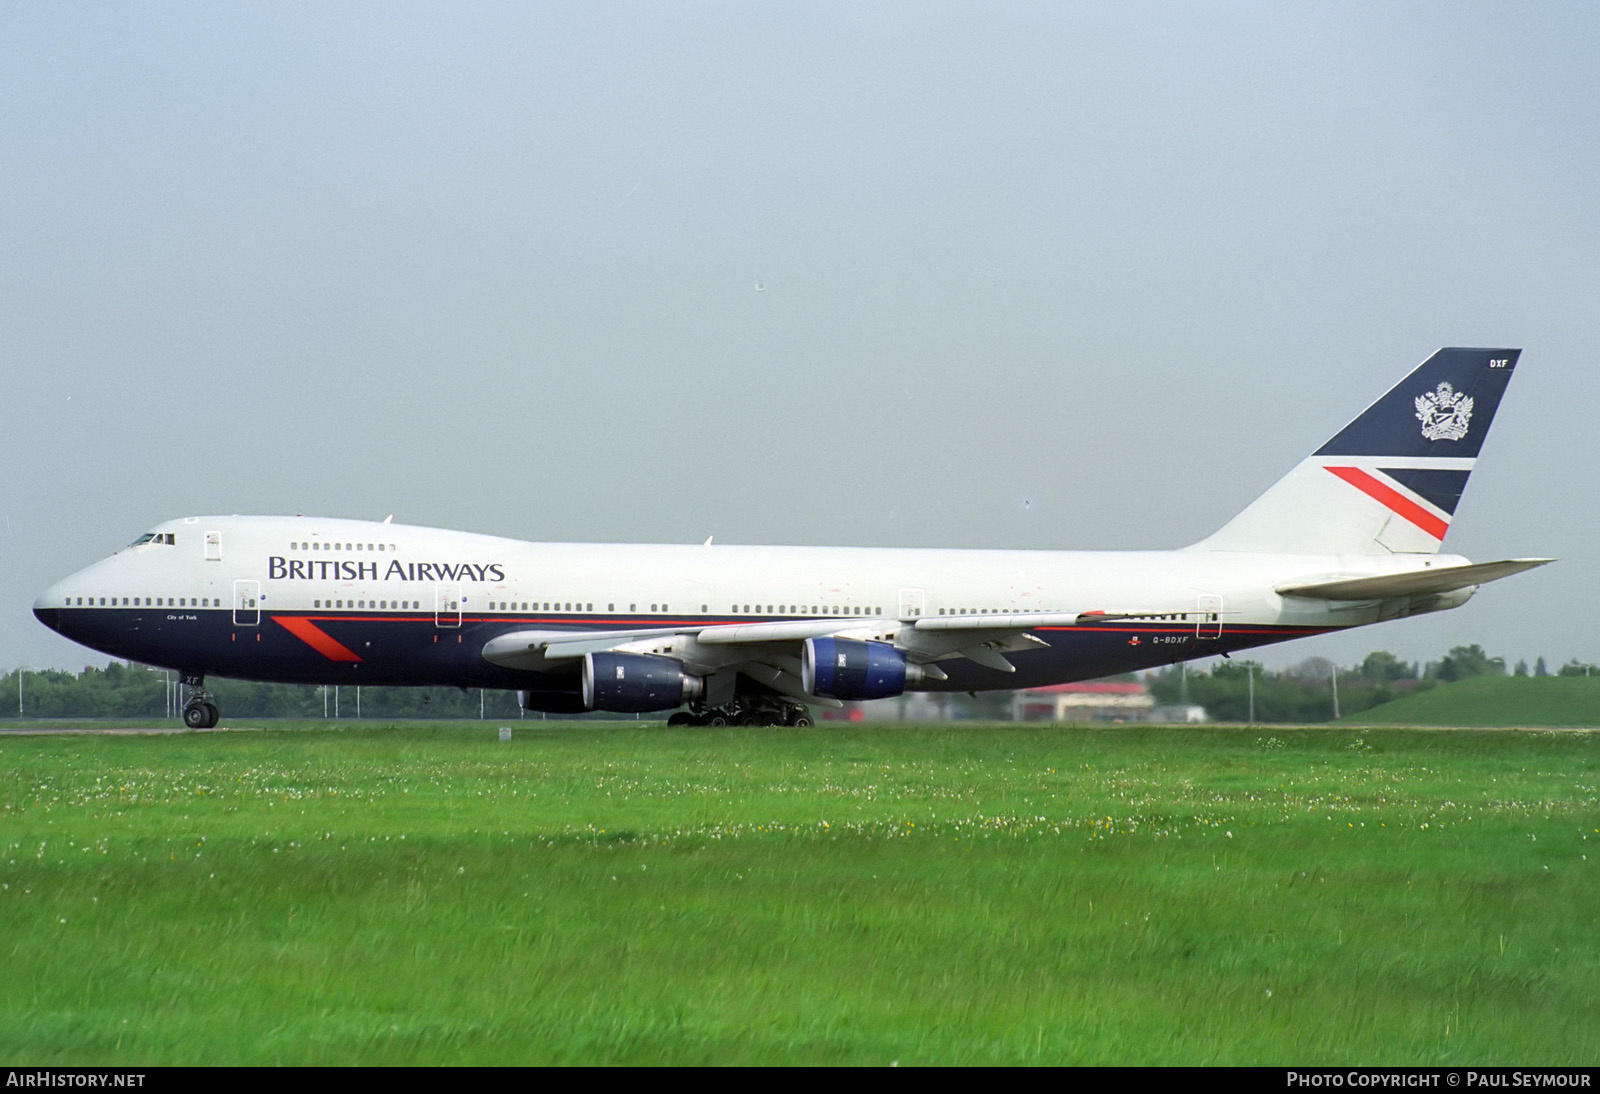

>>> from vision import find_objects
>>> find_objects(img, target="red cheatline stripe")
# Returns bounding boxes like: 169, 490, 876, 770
1324, 465, 1449, 540
272, 615, 364, 662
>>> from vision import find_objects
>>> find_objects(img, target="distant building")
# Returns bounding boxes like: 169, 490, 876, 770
1012, 681, 1157, 723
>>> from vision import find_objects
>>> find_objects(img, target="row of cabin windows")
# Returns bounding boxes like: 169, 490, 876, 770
68, 595, 1045, 618
476, 603, 885, 616
489, 602, 599, 612
72, 596, 215, 607
314, 600, 421, 610
732, 605, 882, 616
289, 541, 396, 552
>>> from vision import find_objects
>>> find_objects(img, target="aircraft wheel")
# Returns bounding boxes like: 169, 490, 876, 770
667, 712, 693, 727
203, 702, 219, 728
182, 703, 210, 729
705, 711, 729, 727
792, 714, 814, 728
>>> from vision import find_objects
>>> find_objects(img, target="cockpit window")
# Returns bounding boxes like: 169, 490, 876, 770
129, 532, 176, 547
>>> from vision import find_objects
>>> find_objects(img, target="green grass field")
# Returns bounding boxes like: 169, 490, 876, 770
2, 722, 1596, 1065
1342, 675, 1600, 728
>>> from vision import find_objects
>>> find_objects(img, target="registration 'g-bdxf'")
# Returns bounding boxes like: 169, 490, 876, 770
35, 348, 1550, 728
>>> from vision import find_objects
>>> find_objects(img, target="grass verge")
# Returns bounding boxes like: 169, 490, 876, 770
1, 722, 1596, 1064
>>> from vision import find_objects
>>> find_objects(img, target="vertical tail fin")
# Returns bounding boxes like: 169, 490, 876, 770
1187, 348, 1521, 555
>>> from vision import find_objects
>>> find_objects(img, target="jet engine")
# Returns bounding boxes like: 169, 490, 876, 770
802, 636, 925, 701
582, 651, 705, 713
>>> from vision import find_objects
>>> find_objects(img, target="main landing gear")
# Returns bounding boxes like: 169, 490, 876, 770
667, 699, 814, 728
180, 672, 220, 729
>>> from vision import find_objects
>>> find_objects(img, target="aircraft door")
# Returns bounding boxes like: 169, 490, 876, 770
233, 580, 261, 626
898, 587, 926, 619
205, 532, 222, 561
435, 584, 462, 628
1195, 594, 1223, 639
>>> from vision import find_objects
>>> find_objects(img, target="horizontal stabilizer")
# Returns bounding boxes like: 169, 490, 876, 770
1276, 558, 1553, 601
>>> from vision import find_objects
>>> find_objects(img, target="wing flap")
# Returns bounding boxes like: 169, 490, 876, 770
912, 610, 1088, 632
694, 618, 893, 644
481, 627, 686, 670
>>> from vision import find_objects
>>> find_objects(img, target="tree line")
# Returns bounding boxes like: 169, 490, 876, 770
1145, 645, 1600, 723
5, 662, 532, 721
5, 645, 1597, 722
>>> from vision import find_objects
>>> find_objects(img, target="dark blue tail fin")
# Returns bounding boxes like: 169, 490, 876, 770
1190, 348, 1521, 555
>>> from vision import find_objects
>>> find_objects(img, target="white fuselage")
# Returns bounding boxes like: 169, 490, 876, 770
34, 514, 1473, 694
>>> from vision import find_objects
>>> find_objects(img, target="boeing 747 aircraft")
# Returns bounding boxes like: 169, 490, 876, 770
35, 348, 1549, 728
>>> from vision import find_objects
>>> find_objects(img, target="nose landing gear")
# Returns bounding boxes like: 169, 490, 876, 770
180, 672, 219, 729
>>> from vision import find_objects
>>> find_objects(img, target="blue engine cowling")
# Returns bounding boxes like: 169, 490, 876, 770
582, 651, 705, 713
802, 637, 910, 701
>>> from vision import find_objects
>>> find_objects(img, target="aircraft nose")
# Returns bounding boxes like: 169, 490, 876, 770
33, 583, 66, 635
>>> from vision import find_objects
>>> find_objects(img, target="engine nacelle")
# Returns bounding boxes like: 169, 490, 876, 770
582, 651, 705, 713
802, 637, 920, 701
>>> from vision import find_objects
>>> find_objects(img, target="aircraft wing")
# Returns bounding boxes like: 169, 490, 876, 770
479, 608, 1190, 683
481, 626, 689, 670
1276, 558, 1554, 601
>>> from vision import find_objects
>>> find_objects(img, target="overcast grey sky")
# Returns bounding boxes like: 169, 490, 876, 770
4, 2, 1597, 677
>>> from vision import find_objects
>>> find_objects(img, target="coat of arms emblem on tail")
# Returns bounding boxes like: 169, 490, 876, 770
1415, 381, 1474, 441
